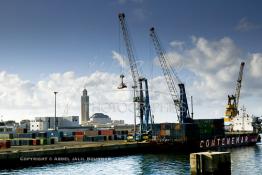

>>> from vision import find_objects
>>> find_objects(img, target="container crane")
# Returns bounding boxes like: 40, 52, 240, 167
118, 13, 152, 137
149, 27, 192, 123
225, 62, 245, 118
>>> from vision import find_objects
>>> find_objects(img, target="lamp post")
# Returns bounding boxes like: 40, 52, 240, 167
54, 91, 58, 131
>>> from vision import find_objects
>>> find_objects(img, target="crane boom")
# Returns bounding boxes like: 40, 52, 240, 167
150, 27, 191, 123
118, 13, 140, 87
149, 27, 180, 119
235, 62, 245, 110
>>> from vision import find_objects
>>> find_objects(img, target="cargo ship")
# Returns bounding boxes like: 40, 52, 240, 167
150, 120, 260, 152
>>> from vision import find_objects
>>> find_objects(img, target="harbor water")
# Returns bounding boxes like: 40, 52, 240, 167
1, 144, 261, 175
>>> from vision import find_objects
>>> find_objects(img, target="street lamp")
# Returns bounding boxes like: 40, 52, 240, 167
54, 91, 58, 131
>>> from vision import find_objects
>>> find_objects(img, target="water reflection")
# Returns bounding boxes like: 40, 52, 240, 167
1, 144, 261, 175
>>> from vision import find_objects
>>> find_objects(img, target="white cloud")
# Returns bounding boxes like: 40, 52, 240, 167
236, 17, 261, 32
153, 36, 262, 119
112, 50, 128, 68
170, 40, 184, 50
250, 53, 262, 78
1, 36, 261, 124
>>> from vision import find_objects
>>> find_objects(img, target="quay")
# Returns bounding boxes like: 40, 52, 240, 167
0, 141, 151, 168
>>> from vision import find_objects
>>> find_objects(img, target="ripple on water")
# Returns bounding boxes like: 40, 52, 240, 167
1, 144, 261, 175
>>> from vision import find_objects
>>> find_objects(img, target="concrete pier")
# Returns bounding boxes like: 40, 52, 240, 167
190, 151, 231, 175
0, 141, 151, 168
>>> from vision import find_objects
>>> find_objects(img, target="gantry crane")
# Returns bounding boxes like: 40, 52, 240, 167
149, 27, 192, 123
225, 62, 245, 118
118, 13, 152, 137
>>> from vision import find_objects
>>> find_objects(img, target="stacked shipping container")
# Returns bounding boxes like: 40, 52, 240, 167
151, 119, 225, 143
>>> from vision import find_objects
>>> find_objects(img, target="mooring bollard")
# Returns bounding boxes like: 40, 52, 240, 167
190, 151, 231, 175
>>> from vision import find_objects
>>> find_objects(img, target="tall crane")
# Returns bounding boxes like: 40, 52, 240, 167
118, 13, 152, 134
225, 62, 245, 118
149, 27, 192, 123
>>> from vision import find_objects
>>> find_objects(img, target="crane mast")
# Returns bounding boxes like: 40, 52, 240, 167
149, 27, 191, 123
118, 13, 152, 134
225, 62, 245, 118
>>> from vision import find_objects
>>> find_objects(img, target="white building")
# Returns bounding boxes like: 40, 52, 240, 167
81, 89, 89, 124
112, 120, 125, 125
30, 116, 79, 131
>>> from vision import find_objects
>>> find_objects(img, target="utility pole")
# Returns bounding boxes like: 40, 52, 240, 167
54, 91, 58, 131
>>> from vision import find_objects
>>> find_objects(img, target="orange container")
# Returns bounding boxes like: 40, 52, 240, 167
160, 130, 166, 136
75, 135, 84, 141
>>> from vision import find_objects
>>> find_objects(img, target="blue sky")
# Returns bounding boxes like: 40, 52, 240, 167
0, 0, 261, 122
0, 0, 261, 81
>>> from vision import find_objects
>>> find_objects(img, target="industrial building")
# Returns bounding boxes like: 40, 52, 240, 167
30, 116, 79, 131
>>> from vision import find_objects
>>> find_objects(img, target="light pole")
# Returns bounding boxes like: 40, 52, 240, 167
54, 91, 58, 131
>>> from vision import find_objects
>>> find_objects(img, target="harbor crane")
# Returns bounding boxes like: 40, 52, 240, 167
225, 62, 245, 118
149, 27, 192, 124
118, 13, 152, 137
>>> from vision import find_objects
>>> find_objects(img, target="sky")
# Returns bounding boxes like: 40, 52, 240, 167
0, 0, 261, 123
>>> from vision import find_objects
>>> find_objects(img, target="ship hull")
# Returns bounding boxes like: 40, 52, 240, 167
150, 121, 260, 152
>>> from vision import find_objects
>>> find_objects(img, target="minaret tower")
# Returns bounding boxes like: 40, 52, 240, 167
81, 89, 89, 124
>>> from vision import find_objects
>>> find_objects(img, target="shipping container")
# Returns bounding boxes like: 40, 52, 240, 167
61, 136, 74, 142
84, 130, 98, 136
46, 131, 59, 138
40, 138, 47, 145
98, 130, 114, 136
75, 135, 84, 142
14, 133, 36, 139
16, 128, 27, 134
35, 132, 47, 138
73, 131, 84, 136
0, 140, 11, 149
0, 133, 14, 139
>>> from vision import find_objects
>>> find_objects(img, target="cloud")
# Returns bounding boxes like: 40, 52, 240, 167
0, 68, 179, 123
170, 40, 184, 50
153, 36, 262, 119
235, 17, 261, 32
112, 50, 128, 68
250, 53, 262, 78
1, 36, 261, 123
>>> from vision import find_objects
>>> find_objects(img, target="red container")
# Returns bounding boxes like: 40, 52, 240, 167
0, 140, 11, 149
99, 130, 114, 136
73, 131, 84, 136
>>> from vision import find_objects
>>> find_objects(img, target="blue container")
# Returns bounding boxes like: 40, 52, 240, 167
46, 131, 59, 138
15, 133, 35, 139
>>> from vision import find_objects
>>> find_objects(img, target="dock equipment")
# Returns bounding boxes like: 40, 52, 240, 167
118, 13, 152, 138
225, 62, 245, 118
149, 27, 192, 124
